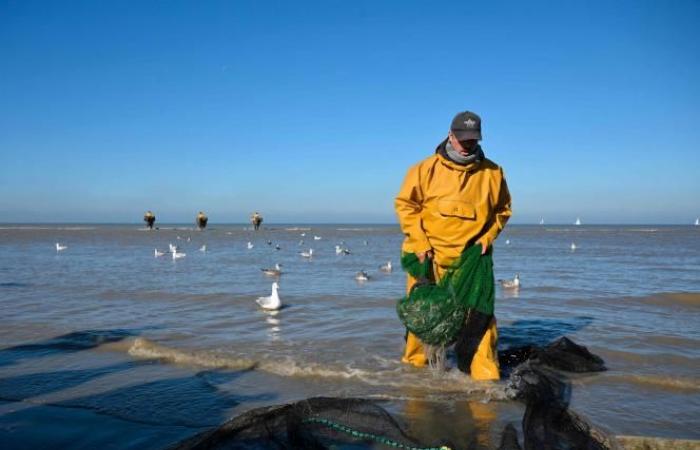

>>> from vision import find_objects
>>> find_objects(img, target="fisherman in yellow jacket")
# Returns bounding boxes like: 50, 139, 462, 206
395, 111, 512, 380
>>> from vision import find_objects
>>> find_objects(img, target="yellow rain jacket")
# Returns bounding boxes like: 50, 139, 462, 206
395, 149, 512, 379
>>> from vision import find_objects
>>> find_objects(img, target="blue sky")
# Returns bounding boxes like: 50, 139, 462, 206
1, 0, 698, 224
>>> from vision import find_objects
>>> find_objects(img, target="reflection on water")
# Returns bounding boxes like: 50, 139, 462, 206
265, 311, 281, 341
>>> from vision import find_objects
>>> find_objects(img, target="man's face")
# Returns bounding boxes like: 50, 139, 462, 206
448, 132, 479, 155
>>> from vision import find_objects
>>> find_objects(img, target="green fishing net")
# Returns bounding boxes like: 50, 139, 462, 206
397, 245, 495, 346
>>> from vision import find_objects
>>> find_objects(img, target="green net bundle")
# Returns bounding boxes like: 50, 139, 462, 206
397, 245, 495, 346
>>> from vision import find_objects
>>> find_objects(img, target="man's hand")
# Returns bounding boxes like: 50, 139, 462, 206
417, 250, 434, 263
480, 243, 487, 255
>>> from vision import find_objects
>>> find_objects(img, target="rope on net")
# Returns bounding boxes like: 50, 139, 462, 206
302, 417, 452, 450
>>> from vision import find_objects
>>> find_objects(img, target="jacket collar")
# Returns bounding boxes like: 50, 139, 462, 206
435, 138, 483, 172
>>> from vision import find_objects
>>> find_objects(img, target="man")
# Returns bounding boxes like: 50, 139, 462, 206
143, 210, 156, 230
196, 211, 208, 230
395, 111, 512, 380
251, 212, 263, 231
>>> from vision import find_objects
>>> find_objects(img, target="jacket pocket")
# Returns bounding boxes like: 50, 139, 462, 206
437, 200, 476, 219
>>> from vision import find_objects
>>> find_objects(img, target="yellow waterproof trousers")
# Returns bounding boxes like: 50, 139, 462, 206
401, 268, 500, 380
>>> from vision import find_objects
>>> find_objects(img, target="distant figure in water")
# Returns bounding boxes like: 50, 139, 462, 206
251, 212, 263, 231
143, 210, 156, 230
196, 211, 208, 230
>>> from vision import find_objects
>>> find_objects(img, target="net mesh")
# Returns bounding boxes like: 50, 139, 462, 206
171, 397, 451, 450
397, 245, 495, 346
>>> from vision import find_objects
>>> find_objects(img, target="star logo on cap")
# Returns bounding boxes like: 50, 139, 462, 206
464, 118, 477, 128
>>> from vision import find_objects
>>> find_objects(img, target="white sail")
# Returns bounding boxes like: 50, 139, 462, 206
695, 218, 699, 226
575, 217, 582, 226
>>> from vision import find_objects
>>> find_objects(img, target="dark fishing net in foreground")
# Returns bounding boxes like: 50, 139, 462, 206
171, 397, 450, 450
173, 337, 620, 450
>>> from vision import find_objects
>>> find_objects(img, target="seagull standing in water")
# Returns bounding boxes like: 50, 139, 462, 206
570, 242, 577, 251
247, 242, 254, 250
261, 263, 283, 277
300, 249, 313, 258
154, 248, 165, 257
199, 245, 207, 252
55, 243, 67, 252
168, 243, 178, 253
498, 274, 520, 290
379, 261, 392, 273
172, 249, 186, 260
256, 282, 281, 311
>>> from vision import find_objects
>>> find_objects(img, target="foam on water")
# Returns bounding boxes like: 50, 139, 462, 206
126, 337, 509, 400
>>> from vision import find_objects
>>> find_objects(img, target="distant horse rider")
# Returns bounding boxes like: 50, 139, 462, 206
144, 211, 156, 230
196, 211, 208, 230
251, 212, 263, 231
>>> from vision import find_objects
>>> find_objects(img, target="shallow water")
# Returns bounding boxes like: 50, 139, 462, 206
1, 224, 699, 448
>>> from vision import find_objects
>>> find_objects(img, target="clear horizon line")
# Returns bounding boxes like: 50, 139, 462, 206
0, 221, 697, 226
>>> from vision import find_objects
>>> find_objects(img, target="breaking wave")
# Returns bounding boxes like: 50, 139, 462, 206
126, 338, 508, 400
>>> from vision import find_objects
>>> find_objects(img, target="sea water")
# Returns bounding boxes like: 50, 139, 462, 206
0, 224, 698, 448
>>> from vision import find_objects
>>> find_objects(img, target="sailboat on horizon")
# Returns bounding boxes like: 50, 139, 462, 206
539, 218, 544, 225
695, 217, 699, 226
575, 217, 582, 226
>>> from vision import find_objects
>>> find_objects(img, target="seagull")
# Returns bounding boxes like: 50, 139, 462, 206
261, 263, 283, 277
247, 242, 254, 250
498, 273, 520, 289
570, 242, 577, 251
256, 282, 281, 310
199, 245, 207, 252
379, 261, 392, 272
155, 248, 165, 257
172, 250, 186, 260
335, 245, 343, 255
275, 244, 281, 250
505, 239, 511, 245
55, 243, 67, 252
186, 236, 191, 242
313, 235, 322, 240
267, 240, 272, 246
168, 243, 178, 253
300, 233, 306, 237
300, 249, 313, 258
355, 270, 370, 282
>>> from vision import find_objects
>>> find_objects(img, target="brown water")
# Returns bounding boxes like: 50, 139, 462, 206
0, 224, 699, 448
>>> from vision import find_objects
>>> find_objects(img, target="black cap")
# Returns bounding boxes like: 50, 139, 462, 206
450, 111, 482, 141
